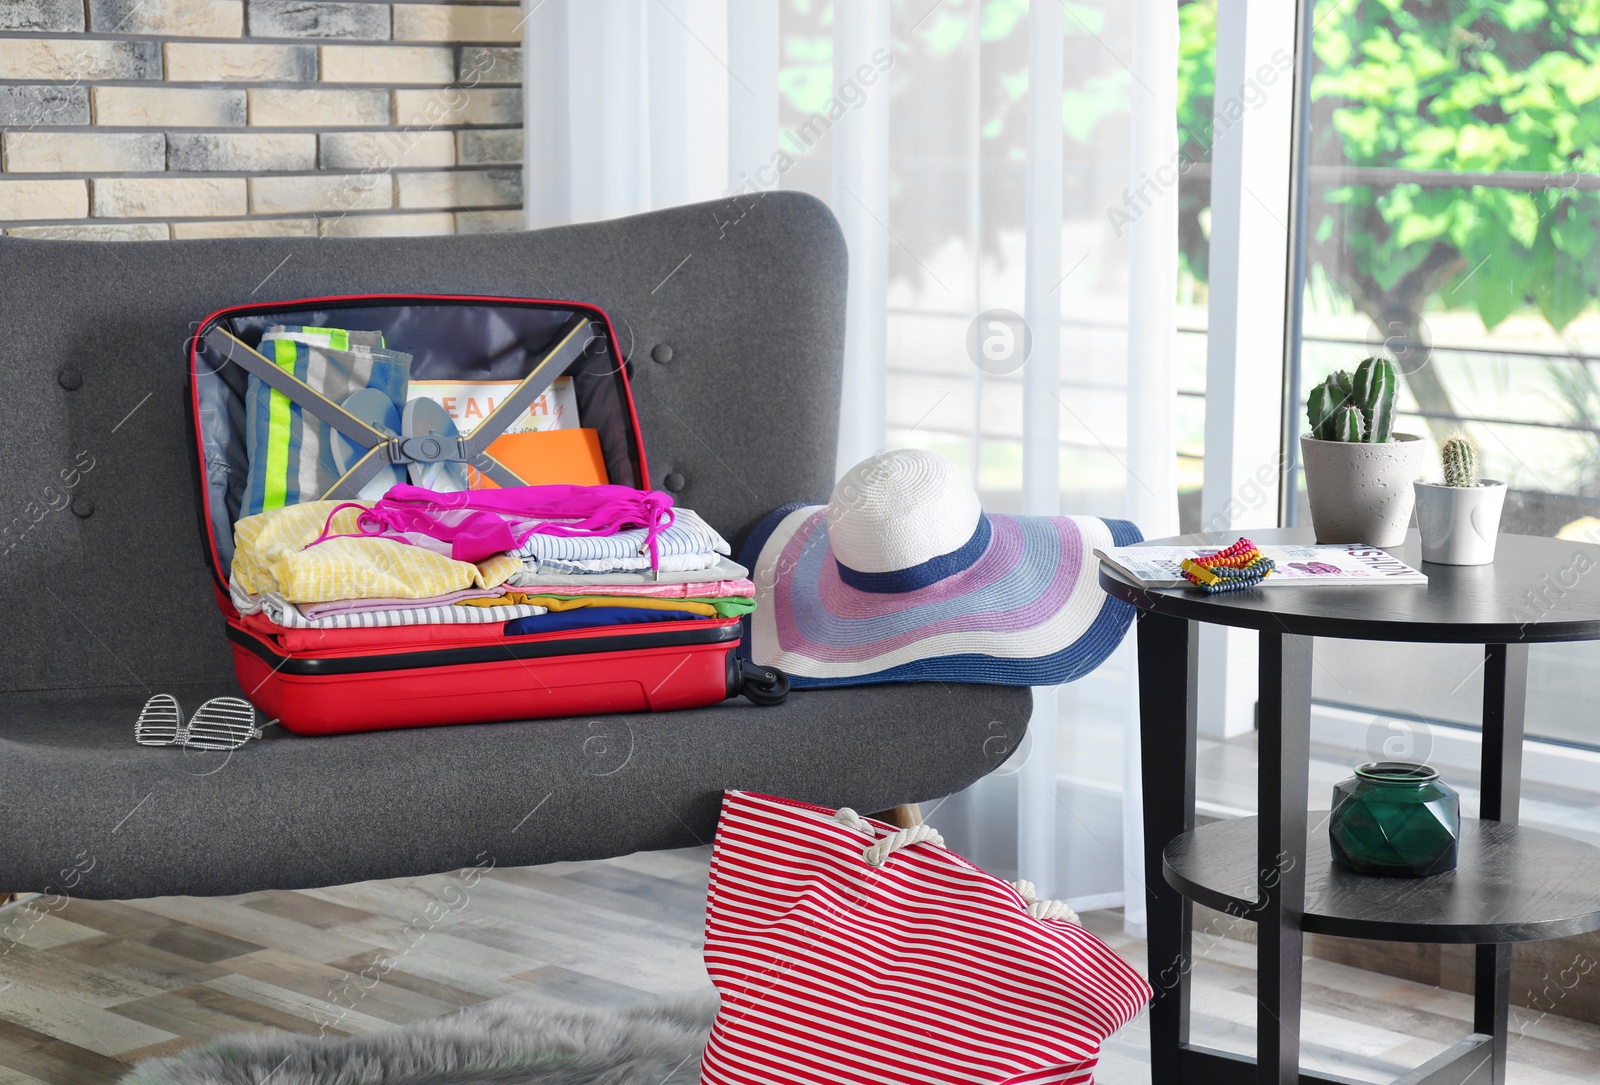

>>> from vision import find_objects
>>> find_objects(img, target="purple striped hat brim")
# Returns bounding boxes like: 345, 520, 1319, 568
748, 506, 1135, 685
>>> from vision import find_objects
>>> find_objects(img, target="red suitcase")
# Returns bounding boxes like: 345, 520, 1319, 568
188, 293, 786, 736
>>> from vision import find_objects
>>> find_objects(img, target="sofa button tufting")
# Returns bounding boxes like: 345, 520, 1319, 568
58, 367, 83, 390
71, 496, 94, 519
664, 472, 686, 493
651, 344, 673, 364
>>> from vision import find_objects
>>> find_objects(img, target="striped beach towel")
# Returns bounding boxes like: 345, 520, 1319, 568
241, 326, 410, 515
700, 791, 1151, 1085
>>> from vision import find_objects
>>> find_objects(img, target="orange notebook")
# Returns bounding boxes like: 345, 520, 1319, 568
469, 428, 609, 489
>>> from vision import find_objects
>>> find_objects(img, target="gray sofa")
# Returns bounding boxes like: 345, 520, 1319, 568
0, 192, 1030, 900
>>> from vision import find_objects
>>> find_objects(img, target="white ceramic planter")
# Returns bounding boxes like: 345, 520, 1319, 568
1413, 480, 1507, 565
1300, 434, 1428, 548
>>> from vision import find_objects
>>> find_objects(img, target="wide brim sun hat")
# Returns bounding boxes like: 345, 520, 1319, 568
739, 449, 1142, 688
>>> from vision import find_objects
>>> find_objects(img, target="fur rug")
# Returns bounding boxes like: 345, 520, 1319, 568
120, 992, 717, 1085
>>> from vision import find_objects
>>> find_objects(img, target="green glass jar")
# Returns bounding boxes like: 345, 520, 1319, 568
1328, 761, 1460, 877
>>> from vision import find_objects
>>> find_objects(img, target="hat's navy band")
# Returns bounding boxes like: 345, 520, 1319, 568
836, 513, 992, 594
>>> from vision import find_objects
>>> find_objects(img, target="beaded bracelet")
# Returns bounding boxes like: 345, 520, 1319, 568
1183, 563, 1275, 592
1208, 561, 1273, 579
1181, 538, 1274, 593
1180, 559, 1226, 587
1189, 538, 1263, 571
1200, 569, 1273, 594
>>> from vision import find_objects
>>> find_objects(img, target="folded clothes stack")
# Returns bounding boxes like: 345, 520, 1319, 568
228, 482, 753, 640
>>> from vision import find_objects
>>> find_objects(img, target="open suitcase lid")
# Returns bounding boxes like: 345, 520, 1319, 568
188, 294, 648, 597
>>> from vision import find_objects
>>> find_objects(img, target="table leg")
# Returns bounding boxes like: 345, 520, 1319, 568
1475, 643, 1528, 1085
1137, 613, 1198, 1081
1257, 632, 1313, 1085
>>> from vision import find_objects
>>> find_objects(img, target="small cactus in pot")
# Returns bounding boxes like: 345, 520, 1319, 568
1414, 432, 1505, 565
1440, 433, 1479, 487
1300, 356, 1425, 547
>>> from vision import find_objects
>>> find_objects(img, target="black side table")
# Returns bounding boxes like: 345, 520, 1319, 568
1099, 529, 1600, 1085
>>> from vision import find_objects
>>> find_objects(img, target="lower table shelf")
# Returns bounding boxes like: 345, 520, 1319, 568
1163, 813, 1600, 943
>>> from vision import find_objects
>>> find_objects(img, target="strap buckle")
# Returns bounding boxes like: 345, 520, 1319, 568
392, 434, 470, 465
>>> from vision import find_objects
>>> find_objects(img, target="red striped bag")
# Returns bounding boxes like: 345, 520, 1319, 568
701, 791, 1151, 1085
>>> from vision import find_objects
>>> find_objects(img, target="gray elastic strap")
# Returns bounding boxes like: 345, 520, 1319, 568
466, 452, 528, 489
202, 326, 390, 449
323, 444, 396, 501
326, 312, 596, 495
459, 314, 597, 459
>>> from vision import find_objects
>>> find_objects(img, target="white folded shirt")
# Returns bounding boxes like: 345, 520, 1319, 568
510, 556, 749, 588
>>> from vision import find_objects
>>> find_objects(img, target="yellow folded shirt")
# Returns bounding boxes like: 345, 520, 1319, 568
462, 592, 719, 618
232, 501, 519, 603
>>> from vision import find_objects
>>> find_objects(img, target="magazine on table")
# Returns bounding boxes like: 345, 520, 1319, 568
1096, 542, 1427, 589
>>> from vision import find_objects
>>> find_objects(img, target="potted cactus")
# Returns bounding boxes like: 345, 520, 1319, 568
1300, 356, 1427, 547
1412, 434, 1507, 565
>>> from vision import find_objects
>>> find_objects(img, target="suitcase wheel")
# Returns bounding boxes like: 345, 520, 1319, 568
733, 658, 791, 707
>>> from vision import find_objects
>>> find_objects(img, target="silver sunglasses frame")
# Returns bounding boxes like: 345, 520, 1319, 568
135, 695, 264, 751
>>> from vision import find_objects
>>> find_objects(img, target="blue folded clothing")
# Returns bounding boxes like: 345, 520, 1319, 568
503, 608, 697, 635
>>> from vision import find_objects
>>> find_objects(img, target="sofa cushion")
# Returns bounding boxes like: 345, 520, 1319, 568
0, 683, 1030, 899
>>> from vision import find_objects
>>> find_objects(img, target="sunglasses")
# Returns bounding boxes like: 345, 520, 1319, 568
135, 694, 264, 751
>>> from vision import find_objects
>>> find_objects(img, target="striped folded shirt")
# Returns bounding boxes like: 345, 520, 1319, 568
509, 556, 750, 589
511, 506, 730, 562
526, 552, 725, 575
298, 586, 505, 621
494, 577, 755, 599
232, 500, 519, 603
231, 582, 545, 629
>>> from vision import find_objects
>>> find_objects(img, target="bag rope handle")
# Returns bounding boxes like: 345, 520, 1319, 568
835, 809, 1080, 925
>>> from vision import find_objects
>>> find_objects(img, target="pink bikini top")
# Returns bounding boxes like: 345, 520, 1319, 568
308, 483, 677, 567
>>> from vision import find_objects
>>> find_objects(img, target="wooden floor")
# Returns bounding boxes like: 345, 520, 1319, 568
0, 848, 1595, 1084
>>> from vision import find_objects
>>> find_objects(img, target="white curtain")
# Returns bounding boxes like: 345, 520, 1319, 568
521, 0, 733, 227
522, 0, 1181, 930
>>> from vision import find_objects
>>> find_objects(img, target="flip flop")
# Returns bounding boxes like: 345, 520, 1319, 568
332, 388, 406, 501
401, 396, 471, 492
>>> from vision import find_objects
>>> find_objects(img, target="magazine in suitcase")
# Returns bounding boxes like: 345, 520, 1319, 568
188, 294, 785, 736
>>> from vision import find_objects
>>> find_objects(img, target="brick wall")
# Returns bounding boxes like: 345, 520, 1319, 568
0, 0, 524, 240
